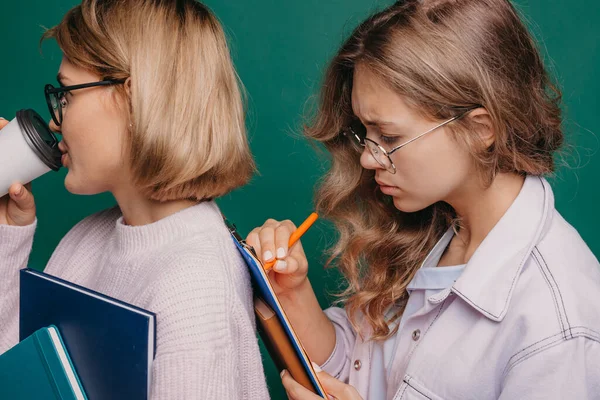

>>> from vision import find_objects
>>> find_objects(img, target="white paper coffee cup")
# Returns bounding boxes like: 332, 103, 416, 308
0, 109, 61, 197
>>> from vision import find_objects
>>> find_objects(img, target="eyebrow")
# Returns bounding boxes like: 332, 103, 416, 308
363, 119, 396, 127
56, 72, 70, 86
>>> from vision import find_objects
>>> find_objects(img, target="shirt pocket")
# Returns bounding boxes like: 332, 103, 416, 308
393, 375, 444, 400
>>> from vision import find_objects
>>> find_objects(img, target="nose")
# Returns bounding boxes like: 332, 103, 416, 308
359, 147, 383, 171
48, 119, 61, 134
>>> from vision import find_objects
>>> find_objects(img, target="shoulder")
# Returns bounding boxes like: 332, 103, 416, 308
146, 223, 253, 352
506, 209, 600, 361
536, 209, 599, 274
144, 210, 251, 311
533, 209, 600, 329
149, 213, 248, 294
51, 206, 121, 255
64, 206, 122, 241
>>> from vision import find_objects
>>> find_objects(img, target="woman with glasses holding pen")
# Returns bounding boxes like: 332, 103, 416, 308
248, 0, 600, 399
0, 1, 269, 398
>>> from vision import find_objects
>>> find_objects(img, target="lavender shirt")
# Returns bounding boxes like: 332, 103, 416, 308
321, 176, 600, 399
369, 229, 465, 399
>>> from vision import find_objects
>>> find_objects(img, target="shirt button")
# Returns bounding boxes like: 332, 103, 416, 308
412, 329, 421, 341
353, 359, 362, 371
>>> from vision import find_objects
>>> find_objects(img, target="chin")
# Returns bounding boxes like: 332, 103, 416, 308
391, 196, 430, 214
64, 173, 104, 195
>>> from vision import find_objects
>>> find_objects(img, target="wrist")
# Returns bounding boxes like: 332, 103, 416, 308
278, 278, 314, 307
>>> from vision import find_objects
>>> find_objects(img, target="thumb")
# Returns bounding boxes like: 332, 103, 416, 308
7, 184, 36, 226
312, 363, 363, 400
9, 184, 35, 211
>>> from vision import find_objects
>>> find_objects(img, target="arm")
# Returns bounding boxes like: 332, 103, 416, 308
148, 261, 269, 400
0, 176, 37, 353
247, 219, 336, 365
150, 343, 244, 399
320, 307, 357, 383
277, 279, 337, 365
499, 336, 600, 399
0, 221, 36, 353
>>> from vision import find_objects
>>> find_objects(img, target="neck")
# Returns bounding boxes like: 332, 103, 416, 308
112, 185, 199, 226
445, 172, 525, 261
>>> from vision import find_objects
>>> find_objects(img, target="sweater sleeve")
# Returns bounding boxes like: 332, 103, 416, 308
0, 221, 37, 353
147, 259, 269, 400
150, 346, 242, 399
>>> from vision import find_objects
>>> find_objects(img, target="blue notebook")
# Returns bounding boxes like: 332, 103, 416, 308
0, 325, 87, 400
20, 268, 156, 400
226, 222, 326, 397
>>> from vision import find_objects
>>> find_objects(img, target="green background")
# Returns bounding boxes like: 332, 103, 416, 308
1, 1, 598, 398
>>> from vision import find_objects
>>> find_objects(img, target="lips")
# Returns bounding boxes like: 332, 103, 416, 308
375, 179, 393, 188
58, 141, 69, 166
375, 179, 399, 195
58, 141, 68, 154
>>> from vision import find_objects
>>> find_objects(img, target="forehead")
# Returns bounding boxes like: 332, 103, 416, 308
350, 64, 414, 124
58, 58, 101, 83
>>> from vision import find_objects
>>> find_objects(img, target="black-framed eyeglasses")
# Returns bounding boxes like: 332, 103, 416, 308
342, 105, 480, 174
44, 79, 127, 126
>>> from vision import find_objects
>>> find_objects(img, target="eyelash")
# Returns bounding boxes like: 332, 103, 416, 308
360, 124, 401, 145
379, 134, 398, 145
58, 92, 71, 105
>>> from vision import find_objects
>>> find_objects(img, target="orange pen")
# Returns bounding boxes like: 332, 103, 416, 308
263, 212, 318, 271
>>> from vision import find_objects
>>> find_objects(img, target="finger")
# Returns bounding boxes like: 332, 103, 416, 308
274, 220, 296, 259
0, 192, 8, 207
8, 183, 35, 212
0, 117, 8, 130
258, 225, 276, 262
287, 235, 307, 260
246, 229, 263, 260
314, 366, 362, 400
281, 370, 323, 400
273, 254, 299, 274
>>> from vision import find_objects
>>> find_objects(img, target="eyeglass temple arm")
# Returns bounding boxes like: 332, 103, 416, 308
45, 79, 127, 94
387, 111, 470, 155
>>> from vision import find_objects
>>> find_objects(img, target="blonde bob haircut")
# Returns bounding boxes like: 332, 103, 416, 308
43, 0, 255, 201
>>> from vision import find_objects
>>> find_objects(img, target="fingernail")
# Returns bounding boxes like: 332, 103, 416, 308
274, 260, 287, 272
263, 251, 274, 262
276, 247, 286, 259
311, 362, 322, 373
280, 369, 287, 378
17, 186, 24, 196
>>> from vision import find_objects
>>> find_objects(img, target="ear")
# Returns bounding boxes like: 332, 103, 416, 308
123, 78, 134, 120
466, 107, 495, 149
125, 77, 132, 98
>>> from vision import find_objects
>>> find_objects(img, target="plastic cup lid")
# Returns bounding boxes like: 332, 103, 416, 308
16, 109, 62, 171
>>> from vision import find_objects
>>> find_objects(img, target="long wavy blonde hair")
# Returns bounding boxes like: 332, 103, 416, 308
307, 0, 563, 339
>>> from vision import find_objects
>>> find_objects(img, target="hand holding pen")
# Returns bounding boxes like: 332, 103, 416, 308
246, 213, 318, 297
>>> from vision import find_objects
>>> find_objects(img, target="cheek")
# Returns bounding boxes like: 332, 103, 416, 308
64, 104, 128, 184
391, 134, 473, 196
86, 129, 127, 176
64, 135, 127, 195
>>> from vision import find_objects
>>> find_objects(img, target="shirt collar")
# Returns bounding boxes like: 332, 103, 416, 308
408, 230, 464, 293
420, 228, 455, 269
429, 175, 555, 321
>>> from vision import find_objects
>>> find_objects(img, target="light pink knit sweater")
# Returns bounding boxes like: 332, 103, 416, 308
0, 201, 269, 399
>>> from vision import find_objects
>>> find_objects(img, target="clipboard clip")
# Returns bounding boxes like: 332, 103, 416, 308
224, 219, 260, 259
